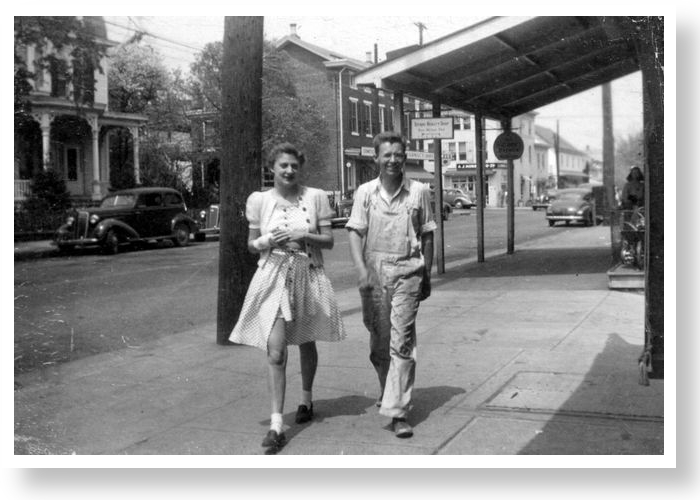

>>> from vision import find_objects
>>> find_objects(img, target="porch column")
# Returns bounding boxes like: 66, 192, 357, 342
129, 126, 141, 185
34, 112, 52, 170
89, 116, 101, 200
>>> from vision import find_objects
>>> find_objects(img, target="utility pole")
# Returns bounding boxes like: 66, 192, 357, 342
602, 81, 615, 224
555, 120, 561, 188
414, 22, 427, 45
217, 17, 264, 345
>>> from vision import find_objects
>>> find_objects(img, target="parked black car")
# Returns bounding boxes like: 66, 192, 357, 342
53, 187, 201, 254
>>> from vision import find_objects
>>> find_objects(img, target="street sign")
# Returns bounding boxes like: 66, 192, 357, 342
493, 131, 524, 160
410, 117, 454, 140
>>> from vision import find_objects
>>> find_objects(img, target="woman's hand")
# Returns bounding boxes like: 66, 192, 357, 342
270, 227, 306, 249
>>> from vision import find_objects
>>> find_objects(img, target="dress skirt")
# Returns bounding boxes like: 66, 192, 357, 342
229, 249, 346, 350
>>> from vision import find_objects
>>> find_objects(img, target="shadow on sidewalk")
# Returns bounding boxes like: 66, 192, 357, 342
438, 247, 614, 283
507, 333, 664, 455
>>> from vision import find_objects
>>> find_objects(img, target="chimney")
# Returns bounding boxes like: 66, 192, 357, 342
290, 23, 298, 37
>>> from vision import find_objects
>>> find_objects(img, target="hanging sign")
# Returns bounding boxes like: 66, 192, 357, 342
493, 131, 524, 160
410, 118, 454, 140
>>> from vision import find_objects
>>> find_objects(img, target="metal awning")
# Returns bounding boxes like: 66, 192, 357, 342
355, 16, 641, 120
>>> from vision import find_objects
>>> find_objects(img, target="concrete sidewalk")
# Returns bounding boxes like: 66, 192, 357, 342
13, 225, 664, 457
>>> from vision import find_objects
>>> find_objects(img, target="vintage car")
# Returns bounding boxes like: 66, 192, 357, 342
545, 188, 598, 227
330, 197, 354, 228
531, 191, 554, 211
197, 204, 220, 240
442, 188, 475, 209
53, 187, 201, 254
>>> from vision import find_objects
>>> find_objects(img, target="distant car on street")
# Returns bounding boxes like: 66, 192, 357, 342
442, 188, 475, 209
53, 187, 201, 254
545, 188, 599, 227
330, 194, 354, 228
531, 191, 554, 211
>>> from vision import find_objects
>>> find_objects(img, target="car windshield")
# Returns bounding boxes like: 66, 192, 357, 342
100, 194, 136, 208
557, 191, 586, 202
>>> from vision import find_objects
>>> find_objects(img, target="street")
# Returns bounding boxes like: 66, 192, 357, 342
14, 209, 591, 374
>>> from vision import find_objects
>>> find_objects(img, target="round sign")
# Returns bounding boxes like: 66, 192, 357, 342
493, 131, 524, 160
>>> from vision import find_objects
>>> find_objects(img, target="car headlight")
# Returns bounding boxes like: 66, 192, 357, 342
200, 210, 207, 219
65, 216, 75, 226
576, 209, 585, 215
89, 214, 100, 225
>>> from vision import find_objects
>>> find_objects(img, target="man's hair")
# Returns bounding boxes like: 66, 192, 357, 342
266, 142, 305, 169
372, 131, 407, 155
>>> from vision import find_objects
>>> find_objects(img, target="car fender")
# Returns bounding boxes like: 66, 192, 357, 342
171, 214, 198, 233
95, 219, 140, 241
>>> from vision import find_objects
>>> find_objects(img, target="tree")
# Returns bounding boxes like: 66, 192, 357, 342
188, 39, 329, 182
14, 16, 108, 114
108, 42, 192, 192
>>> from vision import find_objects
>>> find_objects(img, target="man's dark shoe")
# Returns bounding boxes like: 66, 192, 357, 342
392, 418, 413, 438
261, 429, 286, 448
295, 404, 313, 424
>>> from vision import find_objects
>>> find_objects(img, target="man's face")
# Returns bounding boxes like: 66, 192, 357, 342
375, 141, 406, 181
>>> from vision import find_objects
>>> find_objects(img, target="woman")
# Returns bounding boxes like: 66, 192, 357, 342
229, 143, 345, 450
621, 165, 644, 210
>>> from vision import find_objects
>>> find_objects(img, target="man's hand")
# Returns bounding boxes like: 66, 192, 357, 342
357, 266, 372, 292
419, 272, 431, 301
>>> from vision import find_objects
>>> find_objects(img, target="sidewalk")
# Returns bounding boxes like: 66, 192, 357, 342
13, 225, 664, 458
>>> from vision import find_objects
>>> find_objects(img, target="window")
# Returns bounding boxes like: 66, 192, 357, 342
458, 142, 467, 161
164, 193, 183, 206
50, 58, 68, 98
349, 73, 357, 89
72, 56, 95, 103
362, 102, 373, 136
463, 116, 471, 130
453, 118, 461, 131
378, 104, 386, 132
349, 99, 359, 134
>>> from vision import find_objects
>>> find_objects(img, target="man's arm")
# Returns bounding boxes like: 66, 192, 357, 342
348, 228, 371, 290
420, 230, 434, 301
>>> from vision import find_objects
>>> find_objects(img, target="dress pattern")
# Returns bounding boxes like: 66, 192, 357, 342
229, 192, 345, 350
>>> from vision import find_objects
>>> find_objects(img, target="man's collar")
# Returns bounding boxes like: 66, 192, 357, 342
371, 173, 411, 193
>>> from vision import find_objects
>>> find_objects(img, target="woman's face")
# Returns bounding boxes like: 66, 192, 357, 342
272, 153, 301, 188
630, 167, 643, 181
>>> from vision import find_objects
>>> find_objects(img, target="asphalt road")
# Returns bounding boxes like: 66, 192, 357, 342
14, 208, 583, 374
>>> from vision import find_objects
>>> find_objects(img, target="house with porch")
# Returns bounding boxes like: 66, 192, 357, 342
14, 17, 147, 204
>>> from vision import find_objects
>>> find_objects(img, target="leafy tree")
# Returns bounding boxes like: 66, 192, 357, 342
188, 40, 329, 178
22, 169, 72, 214
14, 16, 107, 114
108, 42, 192, 193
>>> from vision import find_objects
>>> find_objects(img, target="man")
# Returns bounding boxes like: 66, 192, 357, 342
346, 131, 436, 438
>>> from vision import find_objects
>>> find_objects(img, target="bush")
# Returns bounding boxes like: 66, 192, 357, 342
16, 169, 72, 238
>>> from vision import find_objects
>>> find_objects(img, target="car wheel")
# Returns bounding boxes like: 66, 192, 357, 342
194, 232, 206, 242
455, 200, 464, 209
548, 220, 555, 227
103, 229, 120, 255
173, 223, 190, 247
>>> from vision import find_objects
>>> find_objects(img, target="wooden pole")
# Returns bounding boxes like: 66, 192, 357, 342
217, 17, 264, 345
602, 81, 616, 224
503, 119, 515, 255
475, 113, 485, 262
432, 99, 444, 274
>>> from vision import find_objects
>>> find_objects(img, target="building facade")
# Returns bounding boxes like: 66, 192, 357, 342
14, 17, 147, 203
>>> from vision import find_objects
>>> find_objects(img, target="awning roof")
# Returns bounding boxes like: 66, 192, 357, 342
355, 16, 641, 121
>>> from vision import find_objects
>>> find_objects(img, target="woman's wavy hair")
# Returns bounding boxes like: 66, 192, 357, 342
266, 143, 305, 169
626, 166, 644, 182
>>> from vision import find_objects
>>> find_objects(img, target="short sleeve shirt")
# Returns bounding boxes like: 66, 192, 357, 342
346, 176, 437, 239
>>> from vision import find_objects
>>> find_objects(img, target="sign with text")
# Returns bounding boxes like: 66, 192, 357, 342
493, 131, 524, 160
410, 118, 454, 140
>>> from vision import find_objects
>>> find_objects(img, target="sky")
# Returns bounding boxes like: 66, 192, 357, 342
102, 14, 646, 156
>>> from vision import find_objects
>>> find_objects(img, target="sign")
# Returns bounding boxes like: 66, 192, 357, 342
493, 131, 524, 160
360, 147, 375, 157
407, 151, 433, 161
410, 118, 454, 140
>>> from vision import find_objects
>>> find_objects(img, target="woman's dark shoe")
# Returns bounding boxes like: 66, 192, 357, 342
295, 403, 314, 424
261, 429, 286, 448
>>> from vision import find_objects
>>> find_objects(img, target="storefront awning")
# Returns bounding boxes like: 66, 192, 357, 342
404, 164, 434, 180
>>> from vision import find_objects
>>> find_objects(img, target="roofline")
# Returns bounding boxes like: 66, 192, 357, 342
355, 17, 536, 89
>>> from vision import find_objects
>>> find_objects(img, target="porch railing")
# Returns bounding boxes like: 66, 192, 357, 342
15, 180, 31, 201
